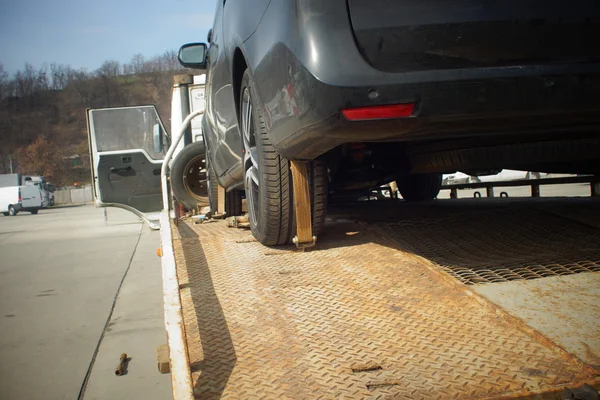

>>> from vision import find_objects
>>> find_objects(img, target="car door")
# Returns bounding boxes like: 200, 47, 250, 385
20, 186, 41, 209
87, 105, 169, 227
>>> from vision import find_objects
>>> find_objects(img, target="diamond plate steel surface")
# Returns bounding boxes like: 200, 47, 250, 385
375, 204, 600, 285
173, 214, 598, 400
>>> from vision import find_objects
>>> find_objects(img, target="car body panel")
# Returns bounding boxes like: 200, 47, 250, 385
20, 186, 42, 210
0, 186, 19, 212
347, 0, 600, 73
0, 186, 42, 213
206, 3, 239, 176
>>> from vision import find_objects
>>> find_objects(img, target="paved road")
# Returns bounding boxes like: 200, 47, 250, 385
0, 205, 170, 400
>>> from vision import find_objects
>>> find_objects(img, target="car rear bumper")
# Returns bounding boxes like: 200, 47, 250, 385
262, 58, 600, 160
248, 0, 600, 160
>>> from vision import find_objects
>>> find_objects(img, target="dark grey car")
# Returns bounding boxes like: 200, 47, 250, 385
180, 0, 600, 245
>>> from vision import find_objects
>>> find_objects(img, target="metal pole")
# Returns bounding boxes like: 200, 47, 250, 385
9, 155, 13, 174
171, 75, 194, 157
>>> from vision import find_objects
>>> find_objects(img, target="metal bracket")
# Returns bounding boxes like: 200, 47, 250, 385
293, 235, 317, 250
227, 215, 250, 229
290, 160, 316, 249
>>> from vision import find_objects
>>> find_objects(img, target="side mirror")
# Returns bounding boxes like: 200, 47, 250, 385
178, 43, 207, 69
153, 123, 163, 153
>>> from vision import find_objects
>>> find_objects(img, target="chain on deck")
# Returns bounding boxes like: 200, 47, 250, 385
173, 200, 599, 400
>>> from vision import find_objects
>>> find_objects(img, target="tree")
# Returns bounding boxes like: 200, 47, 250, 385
96, 60, 121, 106
15, 63, 36, 98
14, 63, 49, 98
0, 63, 9, 99
16, 136, 68, 183
2, 48, 183, 183
50, 63, 74, 90
96, 60, 121, 78
65, 68, 96, 107
162, 50, 180, 72
130, 53, 146, 74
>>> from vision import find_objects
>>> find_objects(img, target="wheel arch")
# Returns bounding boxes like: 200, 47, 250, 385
232, 47, 249, 125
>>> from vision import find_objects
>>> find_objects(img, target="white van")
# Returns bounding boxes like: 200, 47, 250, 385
0, 186, 43, 216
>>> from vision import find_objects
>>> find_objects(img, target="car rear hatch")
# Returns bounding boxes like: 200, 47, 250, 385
346, 0, 600, 73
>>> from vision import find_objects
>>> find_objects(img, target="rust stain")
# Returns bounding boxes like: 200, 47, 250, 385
172, 214, 599, 400
582, 342, 600, 369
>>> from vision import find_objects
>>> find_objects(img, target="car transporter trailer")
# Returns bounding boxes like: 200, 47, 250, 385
155, 100, 599, 400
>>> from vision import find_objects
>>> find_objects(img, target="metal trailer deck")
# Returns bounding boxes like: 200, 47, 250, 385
168, 197, 600, 399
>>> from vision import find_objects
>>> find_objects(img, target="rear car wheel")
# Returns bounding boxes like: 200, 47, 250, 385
8, 205, 17, 216
397, 173, 442, 201
240, 69, 327, 245
30, 209, 38, 215
2, 212, 8, 216
170, 141, 209, 211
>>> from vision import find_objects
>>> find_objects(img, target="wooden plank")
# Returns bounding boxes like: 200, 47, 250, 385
218, 185, 226, 215
389, 181, 398, 199
290, 161, 315, 248
157, 345, 170, 374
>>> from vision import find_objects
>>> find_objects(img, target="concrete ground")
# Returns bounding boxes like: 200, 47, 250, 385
0, 205, 170, 400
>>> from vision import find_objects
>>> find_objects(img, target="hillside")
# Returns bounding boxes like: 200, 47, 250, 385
0, 52, 187, 186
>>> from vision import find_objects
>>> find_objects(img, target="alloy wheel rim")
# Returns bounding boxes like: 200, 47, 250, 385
241, 87, 259, 227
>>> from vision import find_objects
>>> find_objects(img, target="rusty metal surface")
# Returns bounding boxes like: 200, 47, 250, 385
473, 273, 600, 369
370, 201, 600, 285
173, 211, 598, 400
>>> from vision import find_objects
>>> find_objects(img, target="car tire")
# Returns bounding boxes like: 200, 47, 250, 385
170, 141, 209, 211
239, 69, 327, 245
30, 209, 39, 215
397, 173, 442, 201
207, 161, 243, 216
8, 205, 17, 216
2, 212, 8, 216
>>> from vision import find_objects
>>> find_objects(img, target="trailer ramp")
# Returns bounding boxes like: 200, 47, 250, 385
173, 199, 599, 399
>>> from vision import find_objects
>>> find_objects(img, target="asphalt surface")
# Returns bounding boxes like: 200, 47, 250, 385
0, 205, 170, 400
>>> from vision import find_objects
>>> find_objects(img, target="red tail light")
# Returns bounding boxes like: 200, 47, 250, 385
18, 189, 22, 203
341, 103, 415, 121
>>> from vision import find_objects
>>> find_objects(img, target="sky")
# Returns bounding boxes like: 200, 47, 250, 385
0, 0, 215, 75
